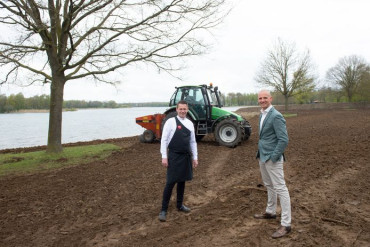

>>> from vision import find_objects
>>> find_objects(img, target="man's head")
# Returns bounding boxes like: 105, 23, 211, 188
258, 90, 273, 110
176, 100, 189, 119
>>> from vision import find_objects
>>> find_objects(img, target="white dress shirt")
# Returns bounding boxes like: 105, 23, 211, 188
160, 116, 198, 160
260, 105, 273, 132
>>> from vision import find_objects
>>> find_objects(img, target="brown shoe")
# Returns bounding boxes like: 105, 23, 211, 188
254, 212, 277, 219
271, 225, 291, 238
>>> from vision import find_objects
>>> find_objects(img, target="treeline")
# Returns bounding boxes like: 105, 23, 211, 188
0, 94, 52, 113
221, 93, 258, 106
271, 86, 369, 105
2, 85, 369, 113
0, 93, 168, 113
64, 99, 120, 109
128, 102, 168, 107
222, 86, 369, 106
0, 94, 120, 113
64, 101, 168, 108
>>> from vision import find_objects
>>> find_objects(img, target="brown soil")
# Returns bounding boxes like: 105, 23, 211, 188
1, 106, 369, 246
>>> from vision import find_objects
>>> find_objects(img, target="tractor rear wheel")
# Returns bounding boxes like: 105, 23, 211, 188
139, 129, 155, 143
161, 111, 178, 132
214, 118, 242, 148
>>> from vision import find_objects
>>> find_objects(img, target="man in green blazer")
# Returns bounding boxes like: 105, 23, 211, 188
254, 89, 291, 238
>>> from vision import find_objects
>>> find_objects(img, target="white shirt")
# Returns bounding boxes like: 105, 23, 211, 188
260, 105, 273, 132
160, 116, 198, 160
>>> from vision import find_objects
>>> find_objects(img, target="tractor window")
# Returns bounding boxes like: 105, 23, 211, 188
169, 91, 177, 106
193, 89, 205, 105
185, 88, 206, 119
171, 87, 206, 119
171, 89, 183, 106
207, 89, 218, 105
181, 88, 196, 104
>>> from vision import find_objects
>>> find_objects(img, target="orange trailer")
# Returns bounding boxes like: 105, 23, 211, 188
135, 113, 165, 142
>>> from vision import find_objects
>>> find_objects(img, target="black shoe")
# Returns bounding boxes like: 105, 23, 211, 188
178, 205, 191, 213
159, 211, 167, 222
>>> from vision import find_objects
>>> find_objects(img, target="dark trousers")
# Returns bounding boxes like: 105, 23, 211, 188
161, 181, 185, 212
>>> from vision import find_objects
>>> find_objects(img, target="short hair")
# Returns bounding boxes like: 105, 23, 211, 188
258, 89, 271, 97
177, 100, 188, 108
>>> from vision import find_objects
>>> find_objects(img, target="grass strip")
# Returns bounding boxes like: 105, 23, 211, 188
0, 144, 120, 177
283, 113, 298, 118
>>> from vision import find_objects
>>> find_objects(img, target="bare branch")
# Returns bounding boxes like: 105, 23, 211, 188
1, 0, 228, 84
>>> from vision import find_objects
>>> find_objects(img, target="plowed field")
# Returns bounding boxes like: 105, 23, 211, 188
1, 105, 369, 246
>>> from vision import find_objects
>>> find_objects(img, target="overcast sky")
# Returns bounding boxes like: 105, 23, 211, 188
1, 0, 369, 103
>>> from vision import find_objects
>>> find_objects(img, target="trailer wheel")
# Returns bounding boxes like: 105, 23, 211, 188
140, 130, 155, 143
214, 118, 242, 148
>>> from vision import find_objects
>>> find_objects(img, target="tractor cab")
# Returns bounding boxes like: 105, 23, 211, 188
168, 84, 222, 121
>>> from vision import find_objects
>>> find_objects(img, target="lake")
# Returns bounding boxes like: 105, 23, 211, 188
0, 106, 243, 150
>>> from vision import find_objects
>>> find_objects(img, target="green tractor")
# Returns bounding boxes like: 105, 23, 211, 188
162, 84, 251, 147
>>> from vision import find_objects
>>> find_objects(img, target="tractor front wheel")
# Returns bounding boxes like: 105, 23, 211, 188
214, 118, 242, 148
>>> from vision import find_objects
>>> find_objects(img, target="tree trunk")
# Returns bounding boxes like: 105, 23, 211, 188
348, 90, 353, 102
284, 95, 289, 111
47, 76, 65, 153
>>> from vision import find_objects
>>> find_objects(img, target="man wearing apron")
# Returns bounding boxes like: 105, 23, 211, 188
159, 100, 198, 222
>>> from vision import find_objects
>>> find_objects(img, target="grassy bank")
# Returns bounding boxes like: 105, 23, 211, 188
0, 144, 120, 177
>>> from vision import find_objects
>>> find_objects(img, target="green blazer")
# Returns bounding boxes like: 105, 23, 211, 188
256, 106, 289, 163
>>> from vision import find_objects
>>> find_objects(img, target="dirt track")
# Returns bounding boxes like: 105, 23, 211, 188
1, 106, 369, 246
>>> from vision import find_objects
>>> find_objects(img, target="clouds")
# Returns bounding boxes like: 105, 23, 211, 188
2, 0, 369, 103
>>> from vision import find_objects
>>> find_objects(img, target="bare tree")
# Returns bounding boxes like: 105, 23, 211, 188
0, 0, 229, 153
255, 38, 316, 110
326, 55, 368, 102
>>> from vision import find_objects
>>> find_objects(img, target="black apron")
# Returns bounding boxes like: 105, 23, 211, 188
166, 117, 193, 184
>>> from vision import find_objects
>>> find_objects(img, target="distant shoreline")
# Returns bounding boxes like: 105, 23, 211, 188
16, 109, 49, 113
4, 106, 170, 114
12, 109, 78, 113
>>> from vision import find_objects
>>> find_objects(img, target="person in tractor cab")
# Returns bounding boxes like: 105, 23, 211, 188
159, 100, 199, 222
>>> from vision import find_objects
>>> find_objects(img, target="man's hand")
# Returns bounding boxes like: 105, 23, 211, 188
192, 160, 198, 168
162, 158, 168, 168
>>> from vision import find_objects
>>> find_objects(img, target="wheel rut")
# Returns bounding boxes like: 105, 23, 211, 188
187, 148, 234, 206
